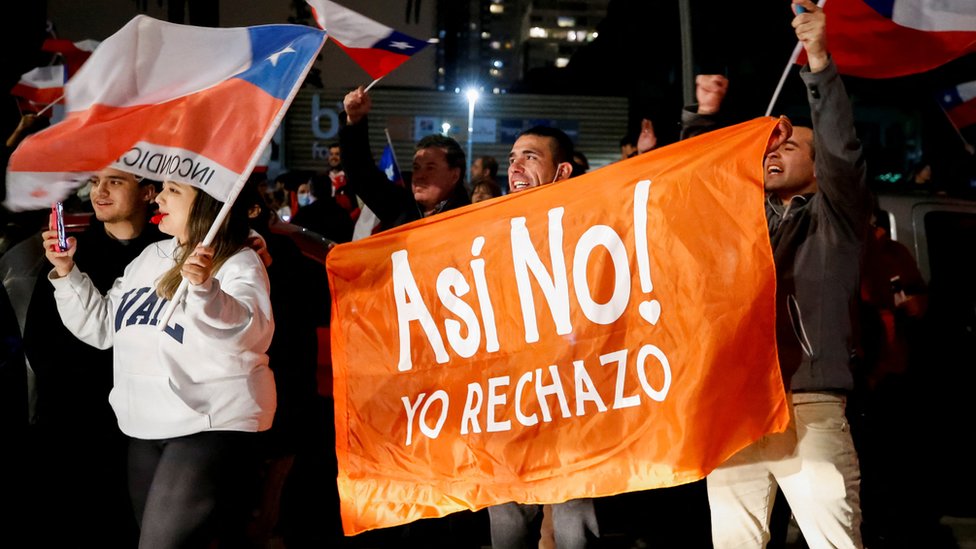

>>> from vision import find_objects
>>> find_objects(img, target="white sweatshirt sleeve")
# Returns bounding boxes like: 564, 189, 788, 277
182, 248, 274, 354
49, 265, 118, 350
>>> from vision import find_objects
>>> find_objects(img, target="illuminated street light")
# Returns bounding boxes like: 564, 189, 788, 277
465, 88, 479, 182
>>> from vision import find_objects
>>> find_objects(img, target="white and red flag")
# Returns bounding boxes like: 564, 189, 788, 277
798, 0, 976, 78
11, 65, 67, 108
306, 0, 430, 80
42, 38, 100, 76
938, 80, 976, 136
10, 39, 99, 114
5, 16, 326, 211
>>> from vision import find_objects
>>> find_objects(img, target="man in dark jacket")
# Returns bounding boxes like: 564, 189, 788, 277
338, 87, 482, 548
23, 168, 163, 547
685, 2, 871, 547
340, 86, 470, 232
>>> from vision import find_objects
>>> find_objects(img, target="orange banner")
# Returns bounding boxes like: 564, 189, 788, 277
327, 117, 790, 534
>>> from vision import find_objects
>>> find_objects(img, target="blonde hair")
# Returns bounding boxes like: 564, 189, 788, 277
156, 187, 250, 300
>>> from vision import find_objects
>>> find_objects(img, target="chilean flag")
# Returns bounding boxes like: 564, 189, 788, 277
352, 143, 402, 240
378, 143, 404, 186
11, 65, 67, 107
42, 38, 100, 76
306, 0, 430, 80
10, 39, 99, 114
5, 16, 325, 212
938, 80, 976, 134
798, 0, 976, 78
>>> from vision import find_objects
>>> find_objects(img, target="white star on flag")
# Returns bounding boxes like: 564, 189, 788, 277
268, 46, 297, 66
385, 165, 395, 179
388, 41, 413, 50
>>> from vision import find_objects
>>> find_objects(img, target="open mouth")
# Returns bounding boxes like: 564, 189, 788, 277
150, 212, 168, 224
766, 165, 784, 175
511, 181, 530, 191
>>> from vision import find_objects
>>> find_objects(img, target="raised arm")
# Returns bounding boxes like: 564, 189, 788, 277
795, 0, 870, 226
339, 87, 417, 227
680, 74, 729, 140
182, 248, 274, 353
44, 230, 116, 349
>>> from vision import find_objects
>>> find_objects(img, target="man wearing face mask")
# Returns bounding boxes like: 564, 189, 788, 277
489, 125, 602, 549
289, 174, 354, 243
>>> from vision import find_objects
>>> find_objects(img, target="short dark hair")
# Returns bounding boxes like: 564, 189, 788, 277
140, 177, 162, 193
416, 134, 467, 173
478, 156, 499, 178
328, 142, 340, 150
471, 179, 502, 199
518, 126, 575, 164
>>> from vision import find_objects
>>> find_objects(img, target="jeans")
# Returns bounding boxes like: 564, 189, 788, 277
488, 498, 599, 549
707, 392, 862, 549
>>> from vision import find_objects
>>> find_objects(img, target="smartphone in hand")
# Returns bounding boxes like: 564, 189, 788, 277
52, 201, 68, 252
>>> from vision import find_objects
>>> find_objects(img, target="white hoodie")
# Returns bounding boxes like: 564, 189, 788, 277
50, 238, 276, 439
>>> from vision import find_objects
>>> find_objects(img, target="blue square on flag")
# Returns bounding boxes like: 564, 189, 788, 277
239, 26, 325, 99
372, 31, 428, 55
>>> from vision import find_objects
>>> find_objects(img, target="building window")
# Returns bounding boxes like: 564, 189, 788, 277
557, 16, 576, 28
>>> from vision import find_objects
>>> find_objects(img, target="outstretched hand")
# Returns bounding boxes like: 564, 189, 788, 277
792, 0, 828, 72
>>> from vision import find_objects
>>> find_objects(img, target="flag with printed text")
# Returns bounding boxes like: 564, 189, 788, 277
327, 116, 791, 534
5, 16, 325, 211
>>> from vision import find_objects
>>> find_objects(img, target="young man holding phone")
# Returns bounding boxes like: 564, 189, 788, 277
22, 168, 164, 546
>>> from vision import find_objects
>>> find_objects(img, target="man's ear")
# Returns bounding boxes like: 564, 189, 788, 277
555, 161, 573, 182
141, 184, 156, 203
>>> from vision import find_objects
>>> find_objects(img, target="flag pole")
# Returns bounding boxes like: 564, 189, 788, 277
765, 0, 827, 117
156, 30, 327, 330
384, 128, 401, 172
765, 42, 804, 117
35, 96, 64, 117
364, 76, 384, 93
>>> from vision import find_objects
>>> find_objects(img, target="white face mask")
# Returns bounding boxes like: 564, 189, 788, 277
551, 164, 564, 184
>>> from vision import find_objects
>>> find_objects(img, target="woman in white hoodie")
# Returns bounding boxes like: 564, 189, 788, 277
43, 179, 275, 548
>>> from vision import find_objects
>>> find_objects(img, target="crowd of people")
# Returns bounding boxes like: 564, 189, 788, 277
0, 1, 950, 547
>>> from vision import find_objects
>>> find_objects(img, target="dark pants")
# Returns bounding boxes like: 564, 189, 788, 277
128, 431, 262, 549
488, 499, 599, 549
